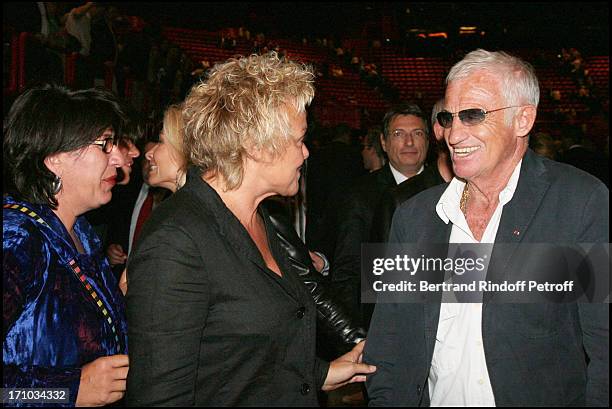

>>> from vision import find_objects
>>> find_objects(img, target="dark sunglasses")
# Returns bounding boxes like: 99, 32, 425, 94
437, 106, 522, 128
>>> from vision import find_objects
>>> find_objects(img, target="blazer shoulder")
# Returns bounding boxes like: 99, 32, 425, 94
395, 182, 448, 218
541, 157, 608, 193
139, 187, 219, 240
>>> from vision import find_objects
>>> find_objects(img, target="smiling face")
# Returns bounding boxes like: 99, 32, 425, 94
48, 128, 125, 215
145, 131, 185, 192
381, 114, 429, 177
443, 69, 529, 185
141, 142, 156, 185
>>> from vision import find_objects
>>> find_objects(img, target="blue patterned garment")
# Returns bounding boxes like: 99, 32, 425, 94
3, 195, 128, 407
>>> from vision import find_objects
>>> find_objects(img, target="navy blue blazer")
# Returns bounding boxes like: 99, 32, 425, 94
364, 150, 609, 406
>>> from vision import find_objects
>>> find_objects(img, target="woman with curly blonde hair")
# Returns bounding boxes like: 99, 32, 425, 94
126, 52, 375, 406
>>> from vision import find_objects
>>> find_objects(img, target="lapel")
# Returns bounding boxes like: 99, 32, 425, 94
380, 163, 397, 187
418, 199, 452, 353
186, 169, 303, 303
484, 150, 551, 303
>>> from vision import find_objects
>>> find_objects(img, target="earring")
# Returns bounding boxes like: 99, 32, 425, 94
175, 171, 185, 190
52, 175, 63, 195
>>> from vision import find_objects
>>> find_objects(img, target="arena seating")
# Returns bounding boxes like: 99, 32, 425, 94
4, 22, 608, 132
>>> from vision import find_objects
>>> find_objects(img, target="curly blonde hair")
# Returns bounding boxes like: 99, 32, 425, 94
182, 52, 314, 190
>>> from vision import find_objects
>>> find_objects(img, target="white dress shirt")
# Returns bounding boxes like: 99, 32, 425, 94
428, 160, 523, 406
389, 163, 424, 185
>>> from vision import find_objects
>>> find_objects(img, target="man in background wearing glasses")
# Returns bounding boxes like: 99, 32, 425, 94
364, 49, 608, 406
331, 103, 430, 330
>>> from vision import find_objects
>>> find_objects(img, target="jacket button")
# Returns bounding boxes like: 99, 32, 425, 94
416, 384, 422, 395
296, 306, 306, 319
300, 383, 311, 395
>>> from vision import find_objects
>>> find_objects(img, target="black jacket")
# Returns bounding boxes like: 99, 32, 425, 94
127, 169, 329, 406
370, 165, 445, 243
264, 199, 366, 354
331, 164, 396, 326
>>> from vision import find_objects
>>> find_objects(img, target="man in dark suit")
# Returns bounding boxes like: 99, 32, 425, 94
332, 103, 430, 327
370, 98, 454, 243
364, 49, 609, 406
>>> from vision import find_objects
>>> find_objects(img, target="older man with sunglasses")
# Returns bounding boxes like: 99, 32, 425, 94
364, 49, 608, 406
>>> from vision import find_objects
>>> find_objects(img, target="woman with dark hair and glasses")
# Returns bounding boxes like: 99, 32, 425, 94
3, 84, 130, 407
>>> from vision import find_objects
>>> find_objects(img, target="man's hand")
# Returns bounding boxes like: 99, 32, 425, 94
309, 251, 325, 273
106, 244, 127, 266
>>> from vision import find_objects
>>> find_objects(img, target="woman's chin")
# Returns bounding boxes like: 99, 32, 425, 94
284, 182, 300, 197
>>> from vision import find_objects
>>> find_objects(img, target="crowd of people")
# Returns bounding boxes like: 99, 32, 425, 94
4, 47, 609, 407
2, 4, 610, 407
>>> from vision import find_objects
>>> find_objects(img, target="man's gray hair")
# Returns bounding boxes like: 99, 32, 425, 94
447, 49, 540, 109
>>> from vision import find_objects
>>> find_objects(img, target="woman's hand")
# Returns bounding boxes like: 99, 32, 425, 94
322, 341, 376, 391
75, 354, 129, 406
119, 268, 128, 296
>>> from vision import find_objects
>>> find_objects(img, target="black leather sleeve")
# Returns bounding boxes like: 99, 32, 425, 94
264, 201, 366, 351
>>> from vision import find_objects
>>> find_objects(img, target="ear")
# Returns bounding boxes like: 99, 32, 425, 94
245, 143, 266, 162
379, 133, 388, 153
514, 105, 537, 138
433, 122, 444, 141
43, 154, 63, 175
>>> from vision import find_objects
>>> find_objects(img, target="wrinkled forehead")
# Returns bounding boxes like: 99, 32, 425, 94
445, 70, 504, 108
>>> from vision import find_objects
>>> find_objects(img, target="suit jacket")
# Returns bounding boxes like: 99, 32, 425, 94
305, 141, 366, 256
126, 168, 329, 406
333, 164, 397, 282
331, 164, 396, 326
370, 165, 445, 243
104, 172, 144, 255
364, 150, 609, 406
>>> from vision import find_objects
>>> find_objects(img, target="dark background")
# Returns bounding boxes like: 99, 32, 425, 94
119, 2, 609, 53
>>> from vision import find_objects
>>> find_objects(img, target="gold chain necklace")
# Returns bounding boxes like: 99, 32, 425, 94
460, 183, 470, 213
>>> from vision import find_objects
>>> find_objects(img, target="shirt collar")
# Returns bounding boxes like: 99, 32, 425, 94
435, 159, 523, 225
389, 163, 425, 185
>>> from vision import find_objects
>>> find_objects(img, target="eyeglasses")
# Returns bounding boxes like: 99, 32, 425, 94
437, 106, 523, 129
91, 137, 117, 153
391, 128, 427, 140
